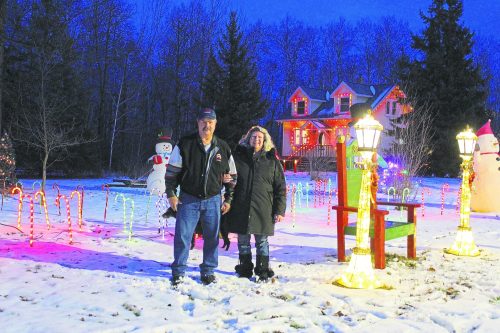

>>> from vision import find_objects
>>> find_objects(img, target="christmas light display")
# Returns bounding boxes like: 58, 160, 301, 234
70, 190, 83, 231
115, 194, 127, 232
124, 198, 135, 241
446, 128, 480, 257
420, 188, 431, 217
387, 187, 396, 202
34, 191, 50, 230
22, 194, 35, 247
11, 186, 23, 228
0, 132, 16, 190
56, 194, 73, 244
76, 185, 85, 215
155, 193, 168, 239
337, 113, 383, 289
440, 183, 449, 215
52, 183, 61, 215
101, 184, 110, 222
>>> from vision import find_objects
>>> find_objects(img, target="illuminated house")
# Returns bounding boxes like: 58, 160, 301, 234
276, 81, 410, 168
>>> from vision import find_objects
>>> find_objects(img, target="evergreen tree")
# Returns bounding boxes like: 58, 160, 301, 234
0, 131, 16, 189
202, 12, 268, 149
399, 0, 488, 176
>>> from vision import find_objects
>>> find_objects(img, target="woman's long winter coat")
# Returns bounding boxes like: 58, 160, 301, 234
226, 145, 286, 236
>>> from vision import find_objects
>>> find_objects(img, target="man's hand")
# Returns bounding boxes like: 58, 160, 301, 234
222, 173, 233, 183
274, 214, 284, 223
221, 202, 231, 215
168, 196, 179, 211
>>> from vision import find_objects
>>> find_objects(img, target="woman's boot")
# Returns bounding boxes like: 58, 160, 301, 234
235, 254, 254, 278
254, 255, 275, 282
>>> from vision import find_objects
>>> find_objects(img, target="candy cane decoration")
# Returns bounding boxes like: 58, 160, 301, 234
305, 183, 310, 207
421, 188, 431, 217
56, 194, 73, 244
22, 194, 35, 247
441, 183, 449, 215
31, 181, 42, 214
34, 190, 50, 230
400, 188, 410, 220
124, 198, 135, 241
291, 184, 296, 228
76, 185, 85, 216
145, 188, 159, 223
52, 183, 61, 215
101, 184, 110, 222
296, 183, 303, 208
155, 193, 167, 239
11, 186, 23, 228
115, 194, 127, 232
70, 190, 83, 231
387, 187, 396, 202
327, 188, 333, 225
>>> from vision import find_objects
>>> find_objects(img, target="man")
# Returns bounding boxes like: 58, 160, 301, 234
165, 108, 236, 286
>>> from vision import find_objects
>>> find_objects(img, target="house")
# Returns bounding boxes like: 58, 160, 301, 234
276, 81, 410, 170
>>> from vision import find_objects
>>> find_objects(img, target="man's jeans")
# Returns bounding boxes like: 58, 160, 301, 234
237, 234, 269, 256
171, 192, 221, 276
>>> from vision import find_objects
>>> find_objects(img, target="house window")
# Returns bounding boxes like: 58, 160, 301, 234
294, 129, 309, 145
297, 101, 305, 115
386, 101, 390, 114
340, 97, 350, 113
392, 101, 397, 115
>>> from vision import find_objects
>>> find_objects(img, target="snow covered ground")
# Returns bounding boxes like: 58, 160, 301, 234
0, 173, 499, 332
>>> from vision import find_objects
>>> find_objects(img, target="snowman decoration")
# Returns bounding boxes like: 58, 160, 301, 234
147, 128, 174, 196
470, 119, 500, 213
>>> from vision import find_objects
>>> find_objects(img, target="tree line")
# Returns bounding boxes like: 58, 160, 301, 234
0, 0, 498, 180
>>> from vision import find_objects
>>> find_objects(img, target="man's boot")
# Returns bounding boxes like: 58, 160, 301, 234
254, 255, 275, 282
234, 254, 254, 278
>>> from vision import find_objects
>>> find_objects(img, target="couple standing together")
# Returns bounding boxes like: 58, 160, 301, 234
165, 108, 287, 286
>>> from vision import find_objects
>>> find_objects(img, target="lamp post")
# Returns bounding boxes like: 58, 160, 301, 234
337, 112, 383, 289
445, 127, 480, 256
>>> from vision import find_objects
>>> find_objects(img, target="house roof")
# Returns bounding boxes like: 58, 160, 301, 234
301, 87, 329, 101
278, 82, 397, 122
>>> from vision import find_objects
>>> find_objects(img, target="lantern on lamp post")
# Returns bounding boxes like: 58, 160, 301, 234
445, 127, 480, 256
336, 112, 383, 289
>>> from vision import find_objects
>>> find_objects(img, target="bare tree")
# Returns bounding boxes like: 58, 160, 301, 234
0, 0, 6, 134
383, 86, 435, 197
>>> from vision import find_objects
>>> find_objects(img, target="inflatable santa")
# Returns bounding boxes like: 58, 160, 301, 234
470, 119, 500, 213
147, 128, 174, 195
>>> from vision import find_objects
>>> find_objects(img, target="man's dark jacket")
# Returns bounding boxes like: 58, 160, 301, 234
165, 133, 234, 204
226, 145, 286, 236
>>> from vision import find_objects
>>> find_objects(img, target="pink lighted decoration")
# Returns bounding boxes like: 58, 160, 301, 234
421, 188, 432, 217
52, 183, 61, 215
70, 190, 83, 231
11, 186, 23, 228
441, 183, 449, 215
102, 184, 110, 222
21, 194, 35, 247
34, 191, 50, 230
56, 194, 73, 244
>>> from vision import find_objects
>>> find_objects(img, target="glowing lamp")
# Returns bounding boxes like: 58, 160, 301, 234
354, 112, 383, 155
445, 127, 479, 256
336, 113, 383, 289
456, 127, 476, 158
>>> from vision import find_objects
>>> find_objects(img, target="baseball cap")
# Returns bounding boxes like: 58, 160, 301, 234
197, 108, 217, 120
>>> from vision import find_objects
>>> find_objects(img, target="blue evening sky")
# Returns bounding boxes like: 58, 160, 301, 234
187, 0, 498, 37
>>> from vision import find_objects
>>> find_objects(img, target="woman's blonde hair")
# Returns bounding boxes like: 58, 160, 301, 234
239, 125, 275, 152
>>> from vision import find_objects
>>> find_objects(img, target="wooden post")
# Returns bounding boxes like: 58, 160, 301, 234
407, 206, 417, 259
336, 137, 347, 262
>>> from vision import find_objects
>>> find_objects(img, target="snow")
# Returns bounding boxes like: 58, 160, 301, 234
0, 174, 499, 332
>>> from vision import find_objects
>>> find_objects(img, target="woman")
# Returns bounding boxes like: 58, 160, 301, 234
226, 126, 286, 281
